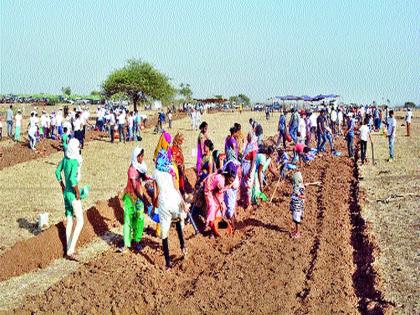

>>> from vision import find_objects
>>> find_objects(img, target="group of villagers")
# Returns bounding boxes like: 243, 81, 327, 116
54, 116, 307, 269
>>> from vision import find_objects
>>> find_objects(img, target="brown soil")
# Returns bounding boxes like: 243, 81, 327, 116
0, 130, 106, 171
6, 137, 386, 314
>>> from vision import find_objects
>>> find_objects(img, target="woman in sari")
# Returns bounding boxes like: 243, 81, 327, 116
252, 146, 278, 206
240, 132, 258, 210
204, 167, 236, 238
197, 139, 214, 186
153, 130, 172, 162
225, 126, 239, 162
196, 122, 208, 174
172, 132, 186, 195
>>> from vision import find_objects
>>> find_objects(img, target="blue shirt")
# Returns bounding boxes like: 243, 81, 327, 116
278, 115, 286, 131
347, 118, 355, 137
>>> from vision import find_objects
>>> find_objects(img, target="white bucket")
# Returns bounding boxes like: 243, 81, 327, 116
38, 213, 49, 230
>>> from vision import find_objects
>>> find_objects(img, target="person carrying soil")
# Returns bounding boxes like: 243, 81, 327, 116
204, 168, 236, 238
118, 147, 148, 253
289, 172, 305, 238
55, 138, 87, 260
152, 149, 187, 270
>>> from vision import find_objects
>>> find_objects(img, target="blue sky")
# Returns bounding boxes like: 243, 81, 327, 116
1, 0, 419, 104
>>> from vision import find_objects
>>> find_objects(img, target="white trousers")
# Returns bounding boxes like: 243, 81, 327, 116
66, 199, 84, 256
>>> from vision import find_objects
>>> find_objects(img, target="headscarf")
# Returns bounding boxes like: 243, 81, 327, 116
153, 130, 172, 160
131, 147, 147, 173
156, 149, 175, 176
292, 172, 304, 193
66, 138, 83, 181
66, 138, 82, 163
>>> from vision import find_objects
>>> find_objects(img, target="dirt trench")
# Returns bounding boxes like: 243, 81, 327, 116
11, 149, 366, 314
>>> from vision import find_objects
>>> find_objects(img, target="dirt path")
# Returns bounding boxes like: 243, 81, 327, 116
13, 151, 372, 314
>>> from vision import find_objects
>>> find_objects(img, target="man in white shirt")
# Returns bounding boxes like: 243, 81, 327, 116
56, 109, 63, 136
28, 112, 38, 150
117, 111, 126, 143
330, 108, 337, 135
386, 110, 396, 161
405, 108, 413, 137
14, 110, 23, 141
337, 109, 344, 135
40, 111, 48, 138
309, 111, 317, 141
359, 117, 372, 164
297, 111, 306, 144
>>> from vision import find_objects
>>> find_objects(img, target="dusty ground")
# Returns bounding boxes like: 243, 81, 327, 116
0, 111, 277, 253
358, 113, 420, 314
0, 109, 417, 314
7, 142, 367, 314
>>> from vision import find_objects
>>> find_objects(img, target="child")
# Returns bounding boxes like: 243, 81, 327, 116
153, 149, 187, 270
118, 147, 147, 253
277, 148, 290, 178
55, 139, 86, 260
290, 172, 305, 238
223, 161, 240, 234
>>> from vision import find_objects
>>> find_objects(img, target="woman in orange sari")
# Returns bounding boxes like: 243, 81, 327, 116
172, 132, 186, 195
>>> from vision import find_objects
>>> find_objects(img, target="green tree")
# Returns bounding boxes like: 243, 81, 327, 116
61, 86, 71, 97
229, 95, 238, 104
102, 59, 176, 111
237, 93, 251, 106
214, 95, 223, 99
90, 90, 101, 96
404, 101, 416, 108
179, 83, 193, 101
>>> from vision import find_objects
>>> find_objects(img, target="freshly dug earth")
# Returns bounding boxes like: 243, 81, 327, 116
0, 130, 106, 171
15, 152, 369, 314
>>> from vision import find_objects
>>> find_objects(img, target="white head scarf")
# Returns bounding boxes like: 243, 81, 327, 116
131, 147, 147, 173
66, 138, 83, 181
66, 138, 82, 160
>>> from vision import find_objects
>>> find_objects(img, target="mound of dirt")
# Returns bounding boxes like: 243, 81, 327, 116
13, 145, 365, 314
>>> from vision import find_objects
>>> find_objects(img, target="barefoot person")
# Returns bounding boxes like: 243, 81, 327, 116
290, 172, 305, 238
152, 149, 187, 270
55, 139, 86, 259
118, 147, 148, 253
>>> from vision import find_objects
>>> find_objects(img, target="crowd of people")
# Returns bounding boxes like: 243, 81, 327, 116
0, 101, 407, 269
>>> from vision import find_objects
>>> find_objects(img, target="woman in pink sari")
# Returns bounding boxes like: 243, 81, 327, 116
240, 132, 258, 210
204, 168, 236, 238
196, 122, 208, 174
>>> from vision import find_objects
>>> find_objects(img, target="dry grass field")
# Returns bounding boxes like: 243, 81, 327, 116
359, 111, 420, 314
